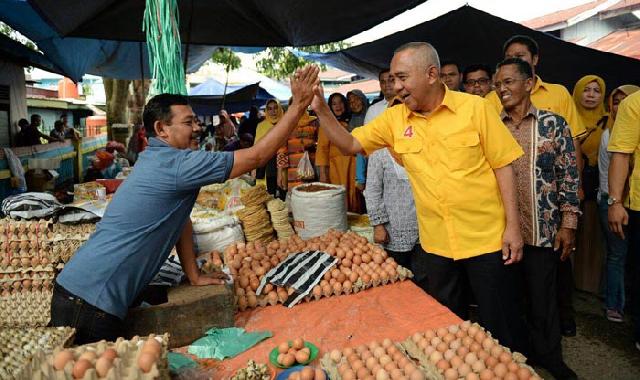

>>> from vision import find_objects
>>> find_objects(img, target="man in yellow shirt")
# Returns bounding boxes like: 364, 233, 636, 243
310, 42, 527, 353
607, 90, 640, 350
487, 35, 585, 336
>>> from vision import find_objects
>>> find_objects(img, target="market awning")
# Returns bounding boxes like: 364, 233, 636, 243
26, 0, 426, 46
0, 33, 68, 76
300, 5, 640, 90
188, 80, 276, 116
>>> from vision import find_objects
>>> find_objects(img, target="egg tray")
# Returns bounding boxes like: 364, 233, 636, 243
0, 289, 53, 327
51, 240, 86, 263
401, 322, 539, 380
0, 270, 55, 294
319, 341, 438, 380
31, 334, 171, 380
0, 326, 75, 380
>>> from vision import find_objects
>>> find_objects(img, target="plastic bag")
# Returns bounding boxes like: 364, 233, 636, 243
296, 151, 315, 180
188, 327, 272, 360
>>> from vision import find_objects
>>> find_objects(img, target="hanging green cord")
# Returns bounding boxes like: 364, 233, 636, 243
143, 0, 188, 96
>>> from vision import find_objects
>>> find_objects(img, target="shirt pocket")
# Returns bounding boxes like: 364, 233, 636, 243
444, 131, 482, 170
393, 138, 424, 173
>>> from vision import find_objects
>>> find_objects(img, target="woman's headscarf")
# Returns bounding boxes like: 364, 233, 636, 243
264, 99, 284, 125
328, 93, 351, 123
572, 75, 607, 130
608, 85, 640, 123
347, 90, 370, 131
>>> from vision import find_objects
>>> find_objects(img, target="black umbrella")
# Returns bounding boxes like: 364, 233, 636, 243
27, 0, 426, 46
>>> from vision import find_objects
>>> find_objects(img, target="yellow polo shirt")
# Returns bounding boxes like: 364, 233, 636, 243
352, 87, 524, 259
487, 76, 586, 139
608, 91, 640, 211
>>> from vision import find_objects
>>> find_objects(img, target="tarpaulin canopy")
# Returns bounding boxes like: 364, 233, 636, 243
27, 0, 425, 46
301, 5, 640, 91
0, 33, 67, 76
189, 79, 276, 115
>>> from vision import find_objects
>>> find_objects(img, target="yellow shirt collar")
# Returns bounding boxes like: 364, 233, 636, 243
532, 75, 548, 95
404, 84, 457, 121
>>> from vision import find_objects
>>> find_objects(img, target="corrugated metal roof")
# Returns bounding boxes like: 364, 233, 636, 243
522, 1, 607, 29
602, 0, 640, 11
589, 28, 640, 59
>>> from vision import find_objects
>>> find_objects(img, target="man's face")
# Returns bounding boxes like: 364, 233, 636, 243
61, 116, 68, 125
32, 117, 41, 127
440, 64, 461, 90
330, 96, 346, 117
348, 93, 364, 114
504, 42, 538, 68
463, 70, 492, 97
158, 105, 202, 150
379, 72, 396, 101
391, 49, 438, 112
495, 64, 533, 111
266, 102, 279, 119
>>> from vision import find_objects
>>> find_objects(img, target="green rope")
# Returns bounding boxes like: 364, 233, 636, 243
143, 0, 187, 96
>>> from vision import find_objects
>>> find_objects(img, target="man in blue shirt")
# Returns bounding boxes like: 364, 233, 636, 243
51, 66, 320, 344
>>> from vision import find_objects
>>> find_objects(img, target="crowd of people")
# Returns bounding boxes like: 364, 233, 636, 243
42, 33, 639, 380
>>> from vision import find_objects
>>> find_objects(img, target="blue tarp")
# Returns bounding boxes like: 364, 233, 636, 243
0, 0, 262, 81
189, 79, 277, 115
0, 33, 67, 75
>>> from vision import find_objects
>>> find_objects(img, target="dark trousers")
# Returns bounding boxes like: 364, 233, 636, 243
49, 282, 124, 345
387, 248, 413, 269
412, 247, 528, 354
520, 245, 562, 363
556, 253, 575, 327
628, 210, 640, 342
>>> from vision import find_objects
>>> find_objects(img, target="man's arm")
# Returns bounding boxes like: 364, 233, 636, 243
230, 66, 319, 178
176, 219, 227, 286
311, 86, 363, 156
553, 121, 580, 260
608, 152, 630, 239
493, 164, 523, 264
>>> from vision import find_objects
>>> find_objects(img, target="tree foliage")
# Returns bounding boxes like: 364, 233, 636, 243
211, 48, 242, 71
0, 22, 37, 51
256, 42, 349, 80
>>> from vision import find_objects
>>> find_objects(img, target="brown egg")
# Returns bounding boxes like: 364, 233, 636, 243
490, 345, 503, 358
295, 350, 310, 364
467, 325, 479, 338
333, 282, 343, 295
471, 359, 486, 373
330, 349, 342, 363
365, 357, 378, 370
457, 363, 472, 377
481, 337, 495, 351
282, 354, 296, 367
300, 367, 315, 380
383, 361, 397, 373
429, 350, 443, 363
435, 359, 450, 371
504, 373, 519, 380
247, 294, 258, 308
517, 367, 532, 379
479, 369, 494, 380
54, 350, 75, 370
343, 347, 354, 357
423, 346, 435, 357
430, 336, 442, 346
456, 346, 469, 358
357, 367, 371, 379
477, 350, 489, 361
465, 373, 480, 380
418, 339, 429, 350
474, 331, 487, 344
352, 359, 365, 372
464, 352, 477, 366
138, 352, 157, 373
455, 329, 466, 339
460, 320, 471, 331
424, 330, 436, 340
397, 357, 410, 369
411, 333, 423, 343
409, 371, 425, 380
462, 336, 473, 347
390, 368, 404, 380
72, 359, 92, 379
373, 347, 386, 358
315, 368, 327, 380
507, 362, 519, 373
436, 328, 448, 337
101, 348, 118, 361
485, 356, 499, 369
443, 368, 458, 380
293, 338, 305, 350
375, 370, 389, 380
449, 339, 461, 350
469, 342, 482, 353
443, 349, 455, 361
371, 364, 383, 377
343, 369, 356, 380
442, 333, 455, 344
449, 355, 463, 369
499, 351, 513, 364
95, 356, 113, 377
436, 342, 448, 353
494, 363, 508, 377
387, 345, 399, 356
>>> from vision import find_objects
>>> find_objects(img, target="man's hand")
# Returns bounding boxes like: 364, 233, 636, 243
290, 65, 320, 108
373, 225, 389, 245
554, 227, 576, 261
608, 203, 628, 239
190, 271, 229, 286
577, 187, 585, 201
310, 83, 327, 113
502, 224, 523, 265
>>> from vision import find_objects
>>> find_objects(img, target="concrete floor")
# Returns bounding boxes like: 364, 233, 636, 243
534, 291, 640, 380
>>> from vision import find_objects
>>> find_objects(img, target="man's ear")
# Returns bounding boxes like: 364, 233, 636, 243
532, 54, 539, 67
428, 65, 439, 84
154, 120, 168, 138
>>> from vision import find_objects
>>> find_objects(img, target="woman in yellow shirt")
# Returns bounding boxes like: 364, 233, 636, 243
316, 93, 362, 213
254, 99, 284, 196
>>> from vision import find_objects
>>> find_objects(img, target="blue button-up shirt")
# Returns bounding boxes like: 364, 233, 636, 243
57, 138, 234, 319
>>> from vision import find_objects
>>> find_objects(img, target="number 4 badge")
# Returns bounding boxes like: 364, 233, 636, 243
403, 125, 414, 138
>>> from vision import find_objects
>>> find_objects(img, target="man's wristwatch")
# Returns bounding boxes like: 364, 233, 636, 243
607, 196, 621, 206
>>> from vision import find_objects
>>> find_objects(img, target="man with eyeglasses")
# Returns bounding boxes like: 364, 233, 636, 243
496, 58, 579, 380
462, 64, 493, 97
439, 61, 462, 91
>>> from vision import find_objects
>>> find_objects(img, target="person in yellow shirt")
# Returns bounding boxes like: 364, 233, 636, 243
607, 90, 640, 350
487, 35, 585, 337
310, 41, 527, 353
254, 99, 284, 196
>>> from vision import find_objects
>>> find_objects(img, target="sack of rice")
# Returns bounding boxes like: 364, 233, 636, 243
290, 183, 347, 239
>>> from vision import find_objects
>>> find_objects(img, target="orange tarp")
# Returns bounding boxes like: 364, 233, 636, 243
214, 281, 461, 378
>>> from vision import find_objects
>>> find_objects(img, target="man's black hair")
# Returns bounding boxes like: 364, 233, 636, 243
503, 35, 539, 57
54, 120, 64, 129
496, 58, 534, 79
30, 114, 41, 124
462, 64, 493, 83
142, 93, 190, 137
440, 61, 460, 72
378, 68, 390, 80
18, 119, 29, 128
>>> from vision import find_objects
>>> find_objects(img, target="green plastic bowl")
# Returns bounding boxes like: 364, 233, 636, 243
269, 341, 319, 369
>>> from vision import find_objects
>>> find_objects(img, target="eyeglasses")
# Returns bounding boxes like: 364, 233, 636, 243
494, 78, 526, 89
463, 78, 490, 87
